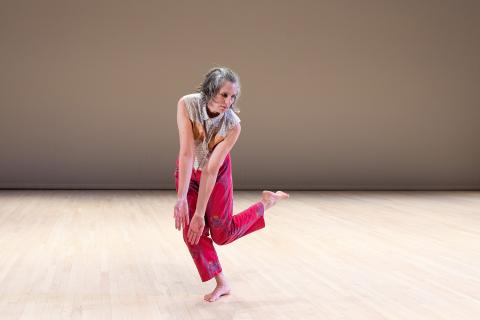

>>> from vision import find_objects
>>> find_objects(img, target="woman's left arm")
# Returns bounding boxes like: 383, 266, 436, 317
187, 124, 241, 245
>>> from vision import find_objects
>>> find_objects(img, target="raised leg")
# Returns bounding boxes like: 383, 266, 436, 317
204, 155, 266, 246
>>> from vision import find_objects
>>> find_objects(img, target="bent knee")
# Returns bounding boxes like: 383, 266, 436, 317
211, 232, 228, 246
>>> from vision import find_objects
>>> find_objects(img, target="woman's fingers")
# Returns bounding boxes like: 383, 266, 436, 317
188, 225, 197, 245
174, 205, 179, 230
176, 213, 183, 231
188, 230, 195, 244
191, 225, 203, 245
174, 201, 190, 231
194, 232, 201, 245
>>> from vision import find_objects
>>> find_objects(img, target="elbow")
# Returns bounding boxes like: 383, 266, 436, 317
178, 145, 194, 159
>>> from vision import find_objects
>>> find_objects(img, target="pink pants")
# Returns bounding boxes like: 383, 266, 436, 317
174, 153, 265, 282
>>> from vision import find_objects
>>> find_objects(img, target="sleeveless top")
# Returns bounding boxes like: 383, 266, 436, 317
182, 92, 241, 170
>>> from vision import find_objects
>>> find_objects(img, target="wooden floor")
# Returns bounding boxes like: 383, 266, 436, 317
0, 190, 479, 320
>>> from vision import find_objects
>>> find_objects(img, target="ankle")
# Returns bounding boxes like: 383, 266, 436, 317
215, 273, 228, 286
261, 199, 272, 211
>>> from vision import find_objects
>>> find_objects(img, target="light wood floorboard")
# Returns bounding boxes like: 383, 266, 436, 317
0, 190, 479, 320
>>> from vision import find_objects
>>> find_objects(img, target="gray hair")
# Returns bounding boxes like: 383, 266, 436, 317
196, 67, 241, 113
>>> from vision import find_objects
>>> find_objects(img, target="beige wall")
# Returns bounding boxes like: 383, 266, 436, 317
1, 0, 479, 190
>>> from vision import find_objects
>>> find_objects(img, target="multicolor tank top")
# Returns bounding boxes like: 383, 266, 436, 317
182, 92, 241, 170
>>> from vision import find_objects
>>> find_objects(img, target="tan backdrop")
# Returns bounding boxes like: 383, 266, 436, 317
1, 0, 479, 190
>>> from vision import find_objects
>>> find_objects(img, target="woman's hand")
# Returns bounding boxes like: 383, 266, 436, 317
174, 198, 189, 231
187, 213, 205, 245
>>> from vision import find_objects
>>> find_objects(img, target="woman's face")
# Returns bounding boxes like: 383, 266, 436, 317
207, 81, 238, 115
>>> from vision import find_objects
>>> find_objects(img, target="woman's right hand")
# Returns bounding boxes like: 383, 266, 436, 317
174, 198, 189, 231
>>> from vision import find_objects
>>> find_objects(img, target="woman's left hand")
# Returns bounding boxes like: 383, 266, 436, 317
187, 213, 205, 245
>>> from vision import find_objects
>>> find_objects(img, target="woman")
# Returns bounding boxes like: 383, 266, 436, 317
173, 67, 289, 302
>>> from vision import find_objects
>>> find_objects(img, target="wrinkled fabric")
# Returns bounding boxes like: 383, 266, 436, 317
174, 153, 265, 282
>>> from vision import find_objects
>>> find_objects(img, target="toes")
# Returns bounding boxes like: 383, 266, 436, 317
275, 191, 290, 199
205, 294, 217, 302
204, 288, 230, 302
204, 291, 219, 302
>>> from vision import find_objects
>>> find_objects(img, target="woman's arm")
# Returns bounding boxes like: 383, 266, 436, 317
187, 123, 241, 245
174, 97, 195, 230
196, 123, 241, 215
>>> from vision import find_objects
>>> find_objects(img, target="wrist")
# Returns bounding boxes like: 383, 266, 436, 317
194, 211, 205, 218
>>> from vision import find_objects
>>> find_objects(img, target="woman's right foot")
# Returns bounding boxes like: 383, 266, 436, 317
261, 190, 289, 210
204, 284, 231, 302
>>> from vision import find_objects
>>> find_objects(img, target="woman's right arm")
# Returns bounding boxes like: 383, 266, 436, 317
174, 97, 195, 230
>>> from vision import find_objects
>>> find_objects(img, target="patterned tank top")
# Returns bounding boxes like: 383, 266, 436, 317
182, 92, 241, 170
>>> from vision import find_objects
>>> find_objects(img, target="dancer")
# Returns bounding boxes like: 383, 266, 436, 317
173, 67, 289, 302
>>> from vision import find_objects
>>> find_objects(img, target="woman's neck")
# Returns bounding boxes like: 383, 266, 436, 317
206, 103, 220, 118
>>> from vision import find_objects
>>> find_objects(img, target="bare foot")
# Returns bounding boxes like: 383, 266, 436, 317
261, 190, 290, 210
204, 284, 231, 302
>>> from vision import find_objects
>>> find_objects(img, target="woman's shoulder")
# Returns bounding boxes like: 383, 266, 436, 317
225, 109, 241, 130
180, 92, 202, 106
226, 109, 240, 120
180, 93, 202, 120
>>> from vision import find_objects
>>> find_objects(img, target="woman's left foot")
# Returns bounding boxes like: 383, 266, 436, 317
204, 284, 231, 302
261, 190, 290, 210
